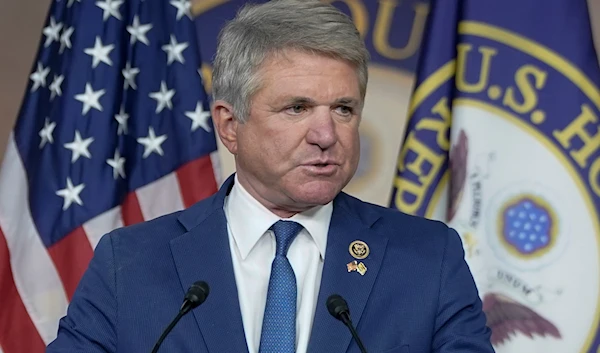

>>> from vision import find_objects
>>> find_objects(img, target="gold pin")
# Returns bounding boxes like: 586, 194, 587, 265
347, 260, 358, 272
349, 240, 369, 260
357, 262, 367, 276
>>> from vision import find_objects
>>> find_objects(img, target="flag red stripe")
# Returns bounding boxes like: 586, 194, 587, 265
121, 192, 144, 226
176, 155, 218, 208
0, 227, 45, 353
47, 227, 94, 301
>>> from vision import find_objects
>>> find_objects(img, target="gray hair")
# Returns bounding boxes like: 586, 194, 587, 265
211, 0, 370, 122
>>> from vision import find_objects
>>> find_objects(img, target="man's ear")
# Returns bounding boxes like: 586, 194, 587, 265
212, 100, 239, 155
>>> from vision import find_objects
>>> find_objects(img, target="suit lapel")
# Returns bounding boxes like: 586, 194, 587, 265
170, 175, 249, 353
307, 194, 388, 353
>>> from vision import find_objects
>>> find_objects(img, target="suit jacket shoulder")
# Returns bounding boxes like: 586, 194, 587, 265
337, 191, 453, 258
102, 186, 225, 263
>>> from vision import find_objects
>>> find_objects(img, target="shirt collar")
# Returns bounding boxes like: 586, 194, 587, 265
224, 174, 332, 260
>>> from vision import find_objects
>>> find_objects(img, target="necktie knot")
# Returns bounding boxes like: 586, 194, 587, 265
270, 220, 303, 256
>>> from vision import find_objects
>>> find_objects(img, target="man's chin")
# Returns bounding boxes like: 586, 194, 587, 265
291, 181, 343, 206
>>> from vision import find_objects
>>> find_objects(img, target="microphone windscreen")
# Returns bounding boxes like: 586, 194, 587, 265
185, 281, 210, 308
326, 294, 349, 320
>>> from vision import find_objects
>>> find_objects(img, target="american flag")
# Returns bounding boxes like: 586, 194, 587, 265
0, 0, 221, 351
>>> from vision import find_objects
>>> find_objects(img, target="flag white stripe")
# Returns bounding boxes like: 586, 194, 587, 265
83, 206, 124, 249
136, 172, 185, 221
210, 150, 224, 187
0, 134, 68, 344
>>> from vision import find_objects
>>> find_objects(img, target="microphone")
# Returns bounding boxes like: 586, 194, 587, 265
151, 281, 210, 353
326, 294, 369, 353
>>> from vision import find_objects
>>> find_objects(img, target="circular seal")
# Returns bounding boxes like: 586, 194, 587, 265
349, 240, 370, 259
399, 20, 600, 353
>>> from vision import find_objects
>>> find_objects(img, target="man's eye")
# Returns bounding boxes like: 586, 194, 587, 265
336, 106, 353, 116
286, 105, 306, 114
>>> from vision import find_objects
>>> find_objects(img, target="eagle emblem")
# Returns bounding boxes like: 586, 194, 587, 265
349, 240, 369, 259
482, 292, 561, 345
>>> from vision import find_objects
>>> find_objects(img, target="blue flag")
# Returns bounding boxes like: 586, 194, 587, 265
390, 0, 600, 351
0, 0, 219, 350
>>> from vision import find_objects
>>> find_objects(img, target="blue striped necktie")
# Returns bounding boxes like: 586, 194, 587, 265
259, 220, 304, 353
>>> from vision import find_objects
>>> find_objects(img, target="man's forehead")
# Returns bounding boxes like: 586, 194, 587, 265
253, 50, 362, 103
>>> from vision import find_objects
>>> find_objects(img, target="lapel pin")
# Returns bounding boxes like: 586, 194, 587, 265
346, 260, 367, 276
357, 262, 367, 276
349, 240, 369, 260
347, 260, 358, 272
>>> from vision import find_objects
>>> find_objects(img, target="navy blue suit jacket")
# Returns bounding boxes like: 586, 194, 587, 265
46, 175, 494, 353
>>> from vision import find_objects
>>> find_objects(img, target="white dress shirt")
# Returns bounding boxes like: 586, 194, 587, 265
223, 175, 333, 353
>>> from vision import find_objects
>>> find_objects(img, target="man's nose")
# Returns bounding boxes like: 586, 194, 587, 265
305, 108, 338, 150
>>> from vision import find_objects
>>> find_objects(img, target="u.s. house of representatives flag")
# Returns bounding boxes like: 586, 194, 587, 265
0, 0, 220, 351
390, 0, 600, 351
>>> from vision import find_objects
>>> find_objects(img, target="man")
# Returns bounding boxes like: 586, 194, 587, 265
47, 0, 494, 352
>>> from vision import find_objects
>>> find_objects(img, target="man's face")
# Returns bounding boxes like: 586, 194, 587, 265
215, 50, 362, 215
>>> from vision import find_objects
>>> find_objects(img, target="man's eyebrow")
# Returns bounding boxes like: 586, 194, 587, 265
281, 96, 317, 105
334, 97, 360, 106
280, 97, 360, 106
